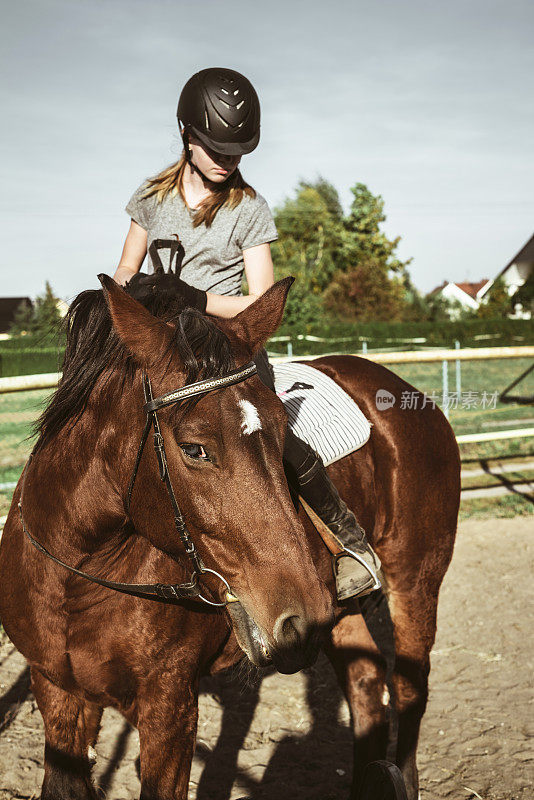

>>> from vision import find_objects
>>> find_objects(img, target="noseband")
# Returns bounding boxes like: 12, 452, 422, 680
19, 361, 258, 608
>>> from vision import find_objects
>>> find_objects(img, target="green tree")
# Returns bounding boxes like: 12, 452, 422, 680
323, 256, 406, 322
423, 292, 471, 322
398, 272, 429, 322
323, 183, 413, 321
477, 277, 511, 319
8, 282, 63, 340
33, 281, 62, 333
272, 178, 415, 325
513, 270, 534, 313
299, 177, 344, 221
342, 183, 411, 277
9, 299, 36, 336
271, 179, 345, 324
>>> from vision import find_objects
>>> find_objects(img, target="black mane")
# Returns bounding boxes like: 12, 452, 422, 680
35, 271, 234, 450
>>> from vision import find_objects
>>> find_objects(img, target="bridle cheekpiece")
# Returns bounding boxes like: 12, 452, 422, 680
19, 361, 258, 608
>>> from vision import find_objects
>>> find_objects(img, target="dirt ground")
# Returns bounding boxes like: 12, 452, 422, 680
0, 515, 532, 800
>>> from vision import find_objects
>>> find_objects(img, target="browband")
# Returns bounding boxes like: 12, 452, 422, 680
144, 361, 257, 413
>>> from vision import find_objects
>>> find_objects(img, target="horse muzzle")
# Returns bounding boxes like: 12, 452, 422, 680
226, 599, 329, 674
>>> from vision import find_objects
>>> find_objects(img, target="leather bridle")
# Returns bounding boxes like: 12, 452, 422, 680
19, 361, 258, 607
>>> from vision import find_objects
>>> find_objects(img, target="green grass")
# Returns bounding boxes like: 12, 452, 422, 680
0, 348, 61, 377
0, 387, 52, 414
459, 493, 533, 521
0, 358, 533, 520
0, 389, 50, 473
0, 492, 14, 517
461, 467, 534, 490
391, 357, 534, 434
458, 438, 534, 462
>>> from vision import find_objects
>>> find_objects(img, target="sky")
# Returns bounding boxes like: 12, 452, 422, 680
1, 0, 533, 301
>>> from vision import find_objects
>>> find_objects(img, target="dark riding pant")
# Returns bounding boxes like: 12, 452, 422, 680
253, 349, 321, 485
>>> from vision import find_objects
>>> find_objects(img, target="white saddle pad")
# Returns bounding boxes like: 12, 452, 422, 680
273, 361, 372, 466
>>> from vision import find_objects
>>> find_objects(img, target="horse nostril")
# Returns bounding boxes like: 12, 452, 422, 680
273, 612, 307, 648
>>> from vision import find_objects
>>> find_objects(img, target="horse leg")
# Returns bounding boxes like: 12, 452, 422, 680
330, 590, 439, 800
326, 605, 392, 798
137, 676, 199, 800
31, 667, 103, 800
386, 584, 440, 800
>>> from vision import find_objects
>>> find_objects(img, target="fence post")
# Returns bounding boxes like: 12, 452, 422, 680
362, 341, 368, 355
455, 340, 461, 395
442, 360, 449, 419
287, 340, 293, 358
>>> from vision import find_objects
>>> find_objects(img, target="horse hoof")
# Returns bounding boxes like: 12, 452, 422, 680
357, 760, 409, 800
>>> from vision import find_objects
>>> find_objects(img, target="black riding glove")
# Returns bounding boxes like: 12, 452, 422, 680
127, 271, 207, 314
145, 238, 207, 313
175, 279, 208, 313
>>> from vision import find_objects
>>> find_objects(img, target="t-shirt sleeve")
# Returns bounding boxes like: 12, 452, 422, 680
238, 195, 278, 251
125, 181, 156, 230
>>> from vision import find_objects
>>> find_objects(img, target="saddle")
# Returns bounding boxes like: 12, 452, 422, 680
273, 361, 372, 467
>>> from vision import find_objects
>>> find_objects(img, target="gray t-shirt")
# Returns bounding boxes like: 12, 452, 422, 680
125, 181, 278, 296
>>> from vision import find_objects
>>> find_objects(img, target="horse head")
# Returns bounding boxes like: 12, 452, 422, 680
100, 274, 333, 674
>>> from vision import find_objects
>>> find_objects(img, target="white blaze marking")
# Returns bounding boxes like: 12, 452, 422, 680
239, 400, 262, 435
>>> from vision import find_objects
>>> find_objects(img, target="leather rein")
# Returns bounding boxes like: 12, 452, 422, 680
18, 361, 258, 608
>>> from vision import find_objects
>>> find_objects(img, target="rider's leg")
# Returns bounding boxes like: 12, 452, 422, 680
253, 350, 381, 600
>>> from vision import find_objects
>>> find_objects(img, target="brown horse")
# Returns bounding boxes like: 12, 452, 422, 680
0, 273, 460, 800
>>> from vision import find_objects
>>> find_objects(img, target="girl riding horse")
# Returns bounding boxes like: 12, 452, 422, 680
0, 68, 460, 800
113, 67, 380, 601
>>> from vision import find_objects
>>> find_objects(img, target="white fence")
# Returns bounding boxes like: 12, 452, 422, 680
1, 345, 532, 429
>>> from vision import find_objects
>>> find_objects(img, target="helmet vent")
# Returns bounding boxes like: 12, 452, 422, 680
221, 88, 229, 95
212, 106, 230, 128
220, 100, 231, 109
236, 100, 244, 110
205, 110, 210, 130
233, 89, 240, 96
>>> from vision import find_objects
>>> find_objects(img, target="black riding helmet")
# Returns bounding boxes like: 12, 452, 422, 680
177, 67, 260, 158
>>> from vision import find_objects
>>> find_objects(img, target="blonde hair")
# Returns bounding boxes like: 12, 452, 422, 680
142, 152, 256, 228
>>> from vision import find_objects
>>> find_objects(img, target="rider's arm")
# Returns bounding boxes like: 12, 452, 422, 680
113, 221, 147, 286
205, 242, 275, 318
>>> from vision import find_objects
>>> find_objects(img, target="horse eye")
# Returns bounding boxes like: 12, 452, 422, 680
179, 443, 209, 461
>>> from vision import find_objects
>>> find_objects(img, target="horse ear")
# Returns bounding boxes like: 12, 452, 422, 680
224, 277, 294, 354
98, 274, 177, 371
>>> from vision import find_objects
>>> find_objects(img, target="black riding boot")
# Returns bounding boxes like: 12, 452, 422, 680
253, 349, 381, 601
296, 449, 381, 601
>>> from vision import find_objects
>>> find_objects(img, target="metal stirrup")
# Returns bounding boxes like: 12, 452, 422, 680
336, 547, 381, 593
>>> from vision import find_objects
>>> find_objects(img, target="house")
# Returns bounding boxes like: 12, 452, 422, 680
0, 297, 33, 336
428, 279, 490, 317
478, 232, 533, 318
428, 232, 534, 319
